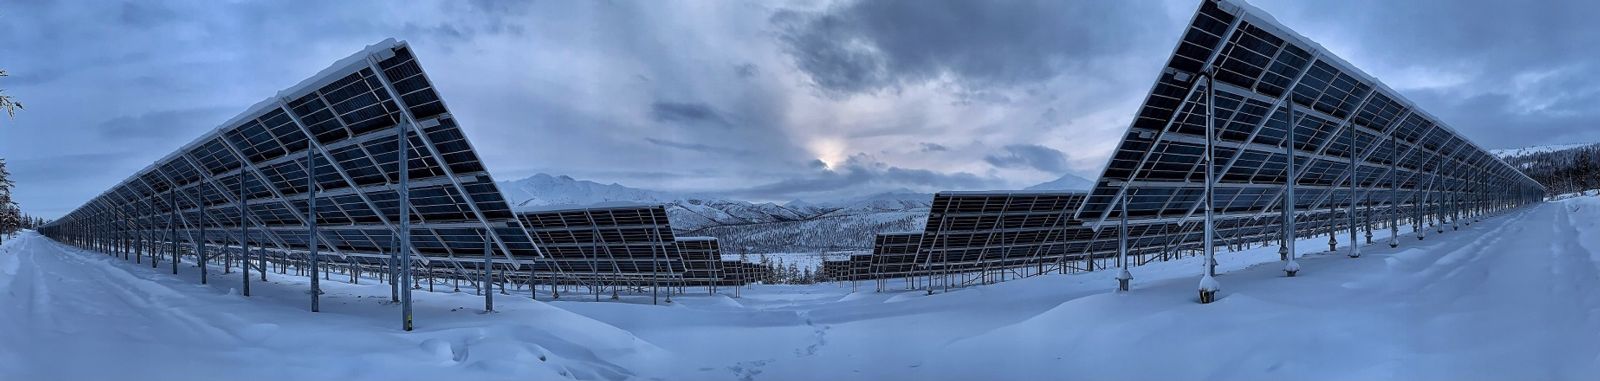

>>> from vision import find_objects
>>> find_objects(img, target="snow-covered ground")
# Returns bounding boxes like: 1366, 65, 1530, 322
4, 197, 1600, 380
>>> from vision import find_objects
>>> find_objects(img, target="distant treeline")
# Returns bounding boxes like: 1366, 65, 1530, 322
1502, 144, 1600, 195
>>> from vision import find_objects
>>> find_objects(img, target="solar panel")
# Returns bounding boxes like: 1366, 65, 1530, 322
1063, 0, 1543, 281
847, 254, 872, 281
39, 39, 553, 324
912, 191, 1084, 275
45, 39, 529, 265
820, 259, 850, 282
842, 0, 1544, 295
675, 237, 726, 292
868, 231, 923, 285
515, 204, 685, 289
1079, 0, 1543, 234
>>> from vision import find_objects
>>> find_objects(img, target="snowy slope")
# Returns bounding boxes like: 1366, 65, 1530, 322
5, 198, 1595, 380
498, 173, 685, 207
0, 231, 668, 380
1024, 173, 1095, 191
1491, 142, 1599, 159
498, 174, 931, 252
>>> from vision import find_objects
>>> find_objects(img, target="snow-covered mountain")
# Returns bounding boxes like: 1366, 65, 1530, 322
498, 173, 685, 207
496, 174, 932, 253
1492, 142, 1598, 160
497, 172, 1107, 253
1025, 173, 1095, 191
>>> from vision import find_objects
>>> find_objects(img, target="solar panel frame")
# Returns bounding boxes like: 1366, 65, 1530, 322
515, 204, 686, 285
1077, 0, 1544, 238
40, 39, 545, 287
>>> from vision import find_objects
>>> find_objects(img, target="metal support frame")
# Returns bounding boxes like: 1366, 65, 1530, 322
1283, 101, 1301, 276
1116, 195, 1132, 291
308, 148, 322, 313
483, 238, 494, 312
1198, 73, 1220, 304
1345, 111, 1360, 258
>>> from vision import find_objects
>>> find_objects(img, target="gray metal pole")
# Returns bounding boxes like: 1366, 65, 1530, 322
1116, 194, 1131, 291
398, 117, 415, 331
1198, 74, 1220, 304
1283, 103, 1300, 276
198, 189, 207, 285
239, 168, 251, 297
1346, 119, 1360, 258
1389, 135, 1399, 248
170, 189, 179, 274
1435, 172, 1445, 234
1418, 163, 1431, 240
389, 236, 398, 302
484, 238, 494, 312
307, 148, 321, 313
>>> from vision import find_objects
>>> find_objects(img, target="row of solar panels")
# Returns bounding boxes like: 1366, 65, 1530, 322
819, 0, 1545, 285
41, 0, 1547, 296
817, 188, 1477, 282
1079, 0, 1545, 228
37, 40, 762, 290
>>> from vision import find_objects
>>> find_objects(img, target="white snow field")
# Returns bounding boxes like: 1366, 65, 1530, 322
4, 197, 1600, 380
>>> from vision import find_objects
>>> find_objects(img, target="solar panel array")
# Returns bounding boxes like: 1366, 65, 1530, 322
1077, 0, 1544, 233
38, 40, 756, 312
675, 237, 725, 291
40, 39, 530, 278
850, 0, 1544, 291
41, 0, 1547, 303
913, 191, 1083, 274
868, 232, 923, 280
516, 204, 682, 285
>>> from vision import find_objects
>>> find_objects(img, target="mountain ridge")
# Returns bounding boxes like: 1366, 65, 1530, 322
496, 172, 1095, 253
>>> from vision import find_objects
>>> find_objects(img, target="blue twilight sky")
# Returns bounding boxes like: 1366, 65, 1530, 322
2, 0, 1598, 218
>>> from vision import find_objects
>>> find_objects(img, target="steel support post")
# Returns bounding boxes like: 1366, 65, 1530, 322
484, 238, 494, 312
1283, 102, 1301, 276
1116, 194, 1132, 291
389, 236, 399, 303
169, 189, 179, 274
239, 168, 251, 297
308, 148, 322, 313
1198, 74, 1220, 304
1435, 176, 1446, 234
198, 192, 207, 285
396, 114, 415, 332
1346, 118, 1359, 258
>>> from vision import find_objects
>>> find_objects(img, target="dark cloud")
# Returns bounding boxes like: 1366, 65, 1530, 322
1250, 0, 1600, 149
643, 138, 752, 156
117, 2, 176, 28
5, 152, 149, 217
722, 154, 993, 200
773, 0, 1168, 94
650, 101, 732, 128
984, 144, 1068, 173
6, 0, 1599, 218
96, 107, 233, 140
734, 63, 760, 79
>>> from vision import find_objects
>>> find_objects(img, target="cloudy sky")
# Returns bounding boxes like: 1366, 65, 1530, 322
2, 0, 1597, 218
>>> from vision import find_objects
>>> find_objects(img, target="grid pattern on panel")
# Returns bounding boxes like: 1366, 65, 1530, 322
869, 232, 923, 279
516, 205, 684, 283
1077, 0, 1544, 257
820, 260, 850, 282
38, 39, 531, 277
675, 238, 724, 286
913, 192, 1085, 272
